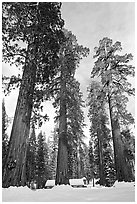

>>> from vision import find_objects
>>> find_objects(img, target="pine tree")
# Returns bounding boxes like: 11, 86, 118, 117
47, 128, 58, 179
36, 131, 49, 189
78, 143, 89, 179
103, 148, 116, 186
91, 37, 135, 181
88, 141, 95, 185
88, 81, 105, 185
2, 2, 64, 187
26, 123, 37, 186
43, 132, 50, 181
87, 81, 115, 186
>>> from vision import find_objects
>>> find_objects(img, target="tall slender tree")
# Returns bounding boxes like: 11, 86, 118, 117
47, 128, 59, 180
26, 123, 37, 185
88, 141, 95, 185
66, 79, 86, 179
91, 37, 135, 181
36, 131, 49, 189
87, 81, 115, 186
2, 2, 64, 187
103, 147, 116, 186
78, 142, 89, 179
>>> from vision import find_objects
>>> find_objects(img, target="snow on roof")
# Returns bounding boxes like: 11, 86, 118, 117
45, 179, 55, 186
69, 178, 85, 186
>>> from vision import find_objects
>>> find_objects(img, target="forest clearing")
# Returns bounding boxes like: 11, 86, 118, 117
2, 181, 135, 202
2, 1, 135, 202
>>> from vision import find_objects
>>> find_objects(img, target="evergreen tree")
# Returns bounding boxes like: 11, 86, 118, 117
88, 141, 95, 185
91, 37, 135, 181
26, 123, 37, 185
47, 29, 89, 185
103, 148, 116, 186
47, 128, 58, 179
43, 132, 50, 181
121, 129, 135, 181
36, 131, 49, 189
66, 79, 86, 179
2, 99, 9, 175
87, 81, 115, 186
78, 142, 89, 179
2, 2, 64, 187
88, 81, 105, 185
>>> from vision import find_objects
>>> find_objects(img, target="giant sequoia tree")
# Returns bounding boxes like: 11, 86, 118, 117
2, 2, 64, 187
91, 37, 135, 181
47, 29, 89, 185
56, 31, 89, 185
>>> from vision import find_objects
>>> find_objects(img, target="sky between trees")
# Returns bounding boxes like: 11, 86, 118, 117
2, 1, 135, 142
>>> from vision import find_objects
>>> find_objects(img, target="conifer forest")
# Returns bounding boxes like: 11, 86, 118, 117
2, 2, 135, 189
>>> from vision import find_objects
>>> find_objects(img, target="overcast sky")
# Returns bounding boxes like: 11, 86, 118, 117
3, 2, 135, 142
61, 2, 135, 139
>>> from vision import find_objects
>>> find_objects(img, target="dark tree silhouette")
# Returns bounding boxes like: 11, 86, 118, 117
2, 2, 64, 187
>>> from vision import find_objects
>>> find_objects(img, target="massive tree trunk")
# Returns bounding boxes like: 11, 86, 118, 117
55, 70, 69, 185
2, 47, 37, 187
108, 95, 131, 181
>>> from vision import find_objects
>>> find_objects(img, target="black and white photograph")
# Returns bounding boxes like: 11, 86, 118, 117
2, 1, 135, 202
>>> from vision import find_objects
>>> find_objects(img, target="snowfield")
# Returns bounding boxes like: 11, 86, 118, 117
2, 181, 135, 202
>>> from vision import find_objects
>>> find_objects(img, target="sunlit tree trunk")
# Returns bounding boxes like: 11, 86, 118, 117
3, 45, 37, 187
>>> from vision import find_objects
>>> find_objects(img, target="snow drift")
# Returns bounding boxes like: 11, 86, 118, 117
2, 181, 135, 202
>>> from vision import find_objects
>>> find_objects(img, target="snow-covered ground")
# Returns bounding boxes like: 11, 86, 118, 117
2, 181, 135, 202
